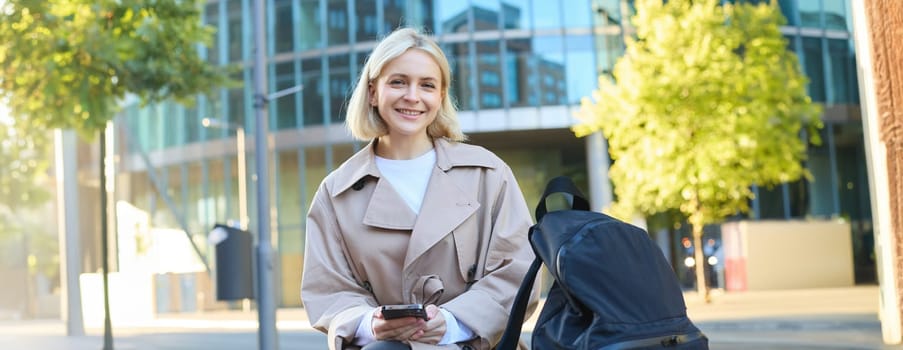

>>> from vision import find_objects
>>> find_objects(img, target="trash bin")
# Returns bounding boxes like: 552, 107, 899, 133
209, 224, 255, 301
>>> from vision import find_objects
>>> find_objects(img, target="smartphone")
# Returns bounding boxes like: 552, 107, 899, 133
380, 304, 428, 320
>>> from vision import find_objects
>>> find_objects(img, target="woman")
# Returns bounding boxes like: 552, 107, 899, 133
301, 27, 537, 350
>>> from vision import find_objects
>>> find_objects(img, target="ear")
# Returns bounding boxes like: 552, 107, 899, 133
368, 82, 377, 106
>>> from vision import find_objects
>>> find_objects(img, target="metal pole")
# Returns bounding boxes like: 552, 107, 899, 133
100, 128, 114, 350
54, 129, 84, 336
251, 0, 277, 348
237, 127, 248, 230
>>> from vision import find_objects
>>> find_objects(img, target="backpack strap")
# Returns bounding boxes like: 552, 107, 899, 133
535, 176, 591, 220
497, 255, 542, 350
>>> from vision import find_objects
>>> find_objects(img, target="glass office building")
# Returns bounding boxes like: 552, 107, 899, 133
105, 0, 869, 308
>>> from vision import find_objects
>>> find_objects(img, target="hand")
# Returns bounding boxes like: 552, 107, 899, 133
409, 304, 446, 345
372, 308, 427, 342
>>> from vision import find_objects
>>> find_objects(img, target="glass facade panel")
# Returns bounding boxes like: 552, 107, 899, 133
533, 1, 562, 29
802, 37, 826, 102
273, 0, 294, 53
532, 35, 567, 106
277, 150, 303, 228
444, 42, 474, 110
274, 62, 298, 129
302, 58, 324, 126
501, 0, 532, 29
356, 0, 379, 42
756, 185, 785, 219
383, 0, 436, 35
473, 0, 502, 31
822, 0, 849, 31
476, 41, 502, 109
591, 0, 621, 26
807, 126, 833, 217
185, 104, 201, 144
436, 2, 470, 34
798, 0, 821, 28
204, 2, 220, 64
778, 0, 798, 26
827, 39, 855, 105
299, 0, 322, 50
327, 0, 350, 45
562, 0, 592, 28
228, 0, 243, 62
329, 54, 351, 123
565, 35, 595, 105
505, 38, 540, 107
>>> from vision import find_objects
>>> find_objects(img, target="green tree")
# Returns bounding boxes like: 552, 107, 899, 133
0, 0, 231, 136
574, 0, 821, 300
0, 0, 231, 326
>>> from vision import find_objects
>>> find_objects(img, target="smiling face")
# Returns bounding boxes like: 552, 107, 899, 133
369, 49, 444, 146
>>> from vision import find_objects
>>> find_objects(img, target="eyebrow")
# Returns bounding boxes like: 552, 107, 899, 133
385, 73, 438, 81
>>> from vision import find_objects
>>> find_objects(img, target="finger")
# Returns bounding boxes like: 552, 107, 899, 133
425, 304, 440, 320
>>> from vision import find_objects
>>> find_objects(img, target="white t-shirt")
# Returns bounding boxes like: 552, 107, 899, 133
375, 149, 436, 214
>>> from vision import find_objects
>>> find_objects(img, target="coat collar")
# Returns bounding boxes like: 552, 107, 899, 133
328, 137, 497, 197
327, 137, 500, 270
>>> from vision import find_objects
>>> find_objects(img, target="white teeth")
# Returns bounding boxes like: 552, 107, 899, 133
397, 109, 421, 116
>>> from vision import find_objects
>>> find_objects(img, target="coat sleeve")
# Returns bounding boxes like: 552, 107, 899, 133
301, 182, 377, 350
440, 164, 540, 349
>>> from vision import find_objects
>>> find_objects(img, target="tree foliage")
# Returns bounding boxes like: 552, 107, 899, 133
0, 0, 232, 137
573, 0, 821, 298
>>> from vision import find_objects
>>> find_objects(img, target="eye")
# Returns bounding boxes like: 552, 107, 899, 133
389, 79, 406, 86
421, 82, 436, 89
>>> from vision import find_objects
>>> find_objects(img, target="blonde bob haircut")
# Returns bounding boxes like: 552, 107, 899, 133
345, 27, 466, 142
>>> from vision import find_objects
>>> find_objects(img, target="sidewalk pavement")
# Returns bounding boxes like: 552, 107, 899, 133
1, 286, 901, 349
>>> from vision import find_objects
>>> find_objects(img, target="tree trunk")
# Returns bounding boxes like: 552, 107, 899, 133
691, 222, 710, 303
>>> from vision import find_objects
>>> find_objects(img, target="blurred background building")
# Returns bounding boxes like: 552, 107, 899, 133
11, 0, 867, 317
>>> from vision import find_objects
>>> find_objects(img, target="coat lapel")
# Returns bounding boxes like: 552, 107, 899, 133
361, 178, 418, 230
404, 167, 479, 269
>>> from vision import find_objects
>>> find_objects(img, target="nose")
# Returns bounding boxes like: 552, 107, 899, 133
403, 86, 420, 102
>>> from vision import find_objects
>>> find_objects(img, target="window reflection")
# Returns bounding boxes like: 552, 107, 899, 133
591, 0, 621, 26
822, 0, 848, 31
533, 1, 562, 29
505, 38, 540, 107
501, 0, 532, 30
827, 39, 855, 105
204, 3, 220, 64
299, 0, 322, 50
565, 35, 595, 105
444, 42, 474, 110
798, 0, 821, 28
302, 58, 324, 126
532, 36, 567, 106
778, 0, 798, 26
802, 37, 826, 102
436, 2, 470, 35
562, 0, 592, 28
273, 0, 293, 53
275, 62, 298, 129
228, 0, 243, 62
328, 0, 349, 45
477, 41, 502, 109
356, 0, 378, 42
383, 0, 435, 36
329, 55, 351, 123
473, 1, 501, 31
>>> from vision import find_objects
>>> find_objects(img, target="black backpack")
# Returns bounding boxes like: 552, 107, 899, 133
498, 176, 708, 349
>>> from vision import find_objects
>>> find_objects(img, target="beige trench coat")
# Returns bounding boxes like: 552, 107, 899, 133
301, 138, 538, 350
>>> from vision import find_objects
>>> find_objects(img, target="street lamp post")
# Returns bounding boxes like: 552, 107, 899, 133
202, 118, 248, 230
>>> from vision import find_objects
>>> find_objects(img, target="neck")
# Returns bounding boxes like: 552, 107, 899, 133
376, 134, 434, 160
